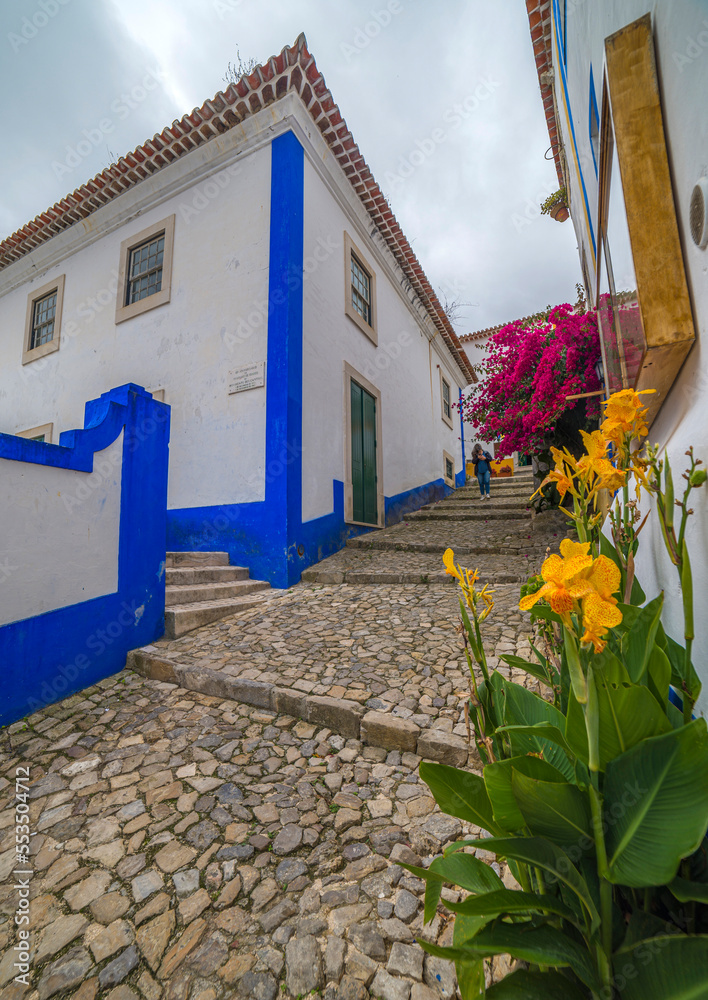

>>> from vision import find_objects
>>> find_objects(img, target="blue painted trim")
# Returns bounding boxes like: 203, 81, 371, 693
0, 384, 170, 726
458, 387, 466, 486
552, 0, 597, 257
559, 0, 567, 65
588, 65, 600, 176
168, 473, 455, 588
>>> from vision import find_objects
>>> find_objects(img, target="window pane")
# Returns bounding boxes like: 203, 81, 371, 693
127, 234, 165, 304
351, 254, 371, 325
31, 291, 57, 348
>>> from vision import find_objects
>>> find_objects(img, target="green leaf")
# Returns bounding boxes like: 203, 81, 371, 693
667, 875, 708, 903
663, 631, 702, 704
501, 683, 575, 780
419, 761, 501, 833
454, 915, 487, 999
429, 851, 505, 894
621, 595, 664, 682
647, 643, 671, 711
605, 718, 708, 886
566, 673, 672, 770
482, 969, 588, 999
485, 755, 567, 832
445, 888, 582, 928
496, 723, 572, 756
457, 836, 599, 931
500, 654, 554, 689
511, 770, 593, 849
613, 935, 708, 999
419, 923, 601, 993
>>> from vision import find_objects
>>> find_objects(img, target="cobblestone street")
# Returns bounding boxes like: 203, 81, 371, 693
1, 473, 570, 1000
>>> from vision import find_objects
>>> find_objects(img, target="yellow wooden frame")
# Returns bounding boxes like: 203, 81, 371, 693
598, 14, 695, 427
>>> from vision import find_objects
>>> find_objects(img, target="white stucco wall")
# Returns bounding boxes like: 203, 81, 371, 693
300, 155, 466, 523
0, 435, 122, 625
0, 125, 272, 511
555, 1, 708, 711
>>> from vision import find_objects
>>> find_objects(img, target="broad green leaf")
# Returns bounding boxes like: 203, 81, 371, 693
566, 674, 672, 770
456, 836, 599, 931
502, 683, 575, 780
419, 922, 601, 993
605, 719, 708, 886
496, 723, 572, 756
423, 873, 443, 923
647, 643, 671, 711
621, 594, 664, 682
667, 875, 708, 903
663, 630, 702, 704
483, 968, 588, 999
454, 914, 486, 999
485, 755, 567, 832
511, 770, 593, 849
428, 851, 505, 894
419, 762, 501, 834
445, 887, 582, 928
500, 654, 554, 689
614, 935, 708, 999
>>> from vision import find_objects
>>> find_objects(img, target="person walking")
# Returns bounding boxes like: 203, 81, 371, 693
471, 444, 493, 499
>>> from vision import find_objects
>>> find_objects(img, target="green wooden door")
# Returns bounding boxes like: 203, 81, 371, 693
351, 380, 378, 525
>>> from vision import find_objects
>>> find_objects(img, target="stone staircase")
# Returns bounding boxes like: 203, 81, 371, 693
164, 551, 272, 638
301, 468, 569, 585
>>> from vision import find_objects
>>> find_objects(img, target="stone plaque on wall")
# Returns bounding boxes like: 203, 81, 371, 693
228, 362, 265, 394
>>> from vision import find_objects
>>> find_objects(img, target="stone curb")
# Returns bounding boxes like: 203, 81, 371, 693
125, 649, 474, 767
300, 570, 526, 585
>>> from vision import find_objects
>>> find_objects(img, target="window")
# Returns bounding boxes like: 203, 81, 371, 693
440, 369, 454, 428
589, 67, 600, 175
127, 233, 165, 304
16, 423, 53, 443
115, 214, 175, 324
443, 450, 456, 488
23, 275, 65, 365
344, 232, 377, 345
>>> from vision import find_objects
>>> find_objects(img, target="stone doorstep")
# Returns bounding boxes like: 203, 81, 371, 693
125, 650, 472, 766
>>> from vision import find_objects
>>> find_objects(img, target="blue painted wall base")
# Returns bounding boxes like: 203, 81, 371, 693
0, 384, 170, 726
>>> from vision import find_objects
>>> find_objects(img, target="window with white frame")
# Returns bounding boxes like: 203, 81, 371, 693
22, 275, 65, 365
440, 369, 454, 428
115, 215, 175, 324
344, 231, 377, 344
443, 450, 456, 487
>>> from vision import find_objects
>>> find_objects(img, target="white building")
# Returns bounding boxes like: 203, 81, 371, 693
527, 1, 708, 710
0, 34, 474, 589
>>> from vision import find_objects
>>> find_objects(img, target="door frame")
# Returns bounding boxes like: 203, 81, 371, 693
343, 361, 385, 528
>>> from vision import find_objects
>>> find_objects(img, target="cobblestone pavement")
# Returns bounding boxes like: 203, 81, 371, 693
1, 479, 570, 1000
0, 674, 520, 1000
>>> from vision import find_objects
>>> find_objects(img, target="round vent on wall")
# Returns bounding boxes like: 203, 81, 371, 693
689, 177, 708, 248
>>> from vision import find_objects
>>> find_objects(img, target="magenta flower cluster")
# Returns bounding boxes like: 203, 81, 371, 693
460, 304, 601, 454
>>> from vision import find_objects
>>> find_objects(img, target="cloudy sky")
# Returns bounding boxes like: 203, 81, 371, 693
1, 0, 581, 332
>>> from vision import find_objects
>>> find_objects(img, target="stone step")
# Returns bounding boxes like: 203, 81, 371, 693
422, 499, 531, 510
300, 547, 536, 585
165, 566, 251, 585
166, 551, 230, 567
164, 592, 273, 639
406, 509, 529, 521
165, 579, 271, 607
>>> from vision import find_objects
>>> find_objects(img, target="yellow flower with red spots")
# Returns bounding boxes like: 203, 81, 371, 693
519, 540, 623, 651
601, 389, 654, 447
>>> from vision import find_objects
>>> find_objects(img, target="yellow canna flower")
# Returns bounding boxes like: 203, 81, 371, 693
519, 538, 595, 623
530, 446, 579, 501
601, 389, 654, 445
443, 549, 493, 620
580, 555, 623, 651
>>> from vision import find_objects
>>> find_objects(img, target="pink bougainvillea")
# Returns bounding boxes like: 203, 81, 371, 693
461, 304, 601, 454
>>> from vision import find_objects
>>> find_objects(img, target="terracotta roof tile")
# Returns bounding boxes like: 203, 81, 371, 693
0, 33, 474, 384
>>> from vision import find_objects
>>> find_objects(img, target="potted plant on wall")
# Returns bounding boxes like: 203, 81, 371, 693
541, 187, 569, 222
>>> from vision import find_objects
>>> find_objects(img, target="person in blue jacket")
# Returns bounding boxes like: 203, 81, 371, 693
471, 444, 493, 499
